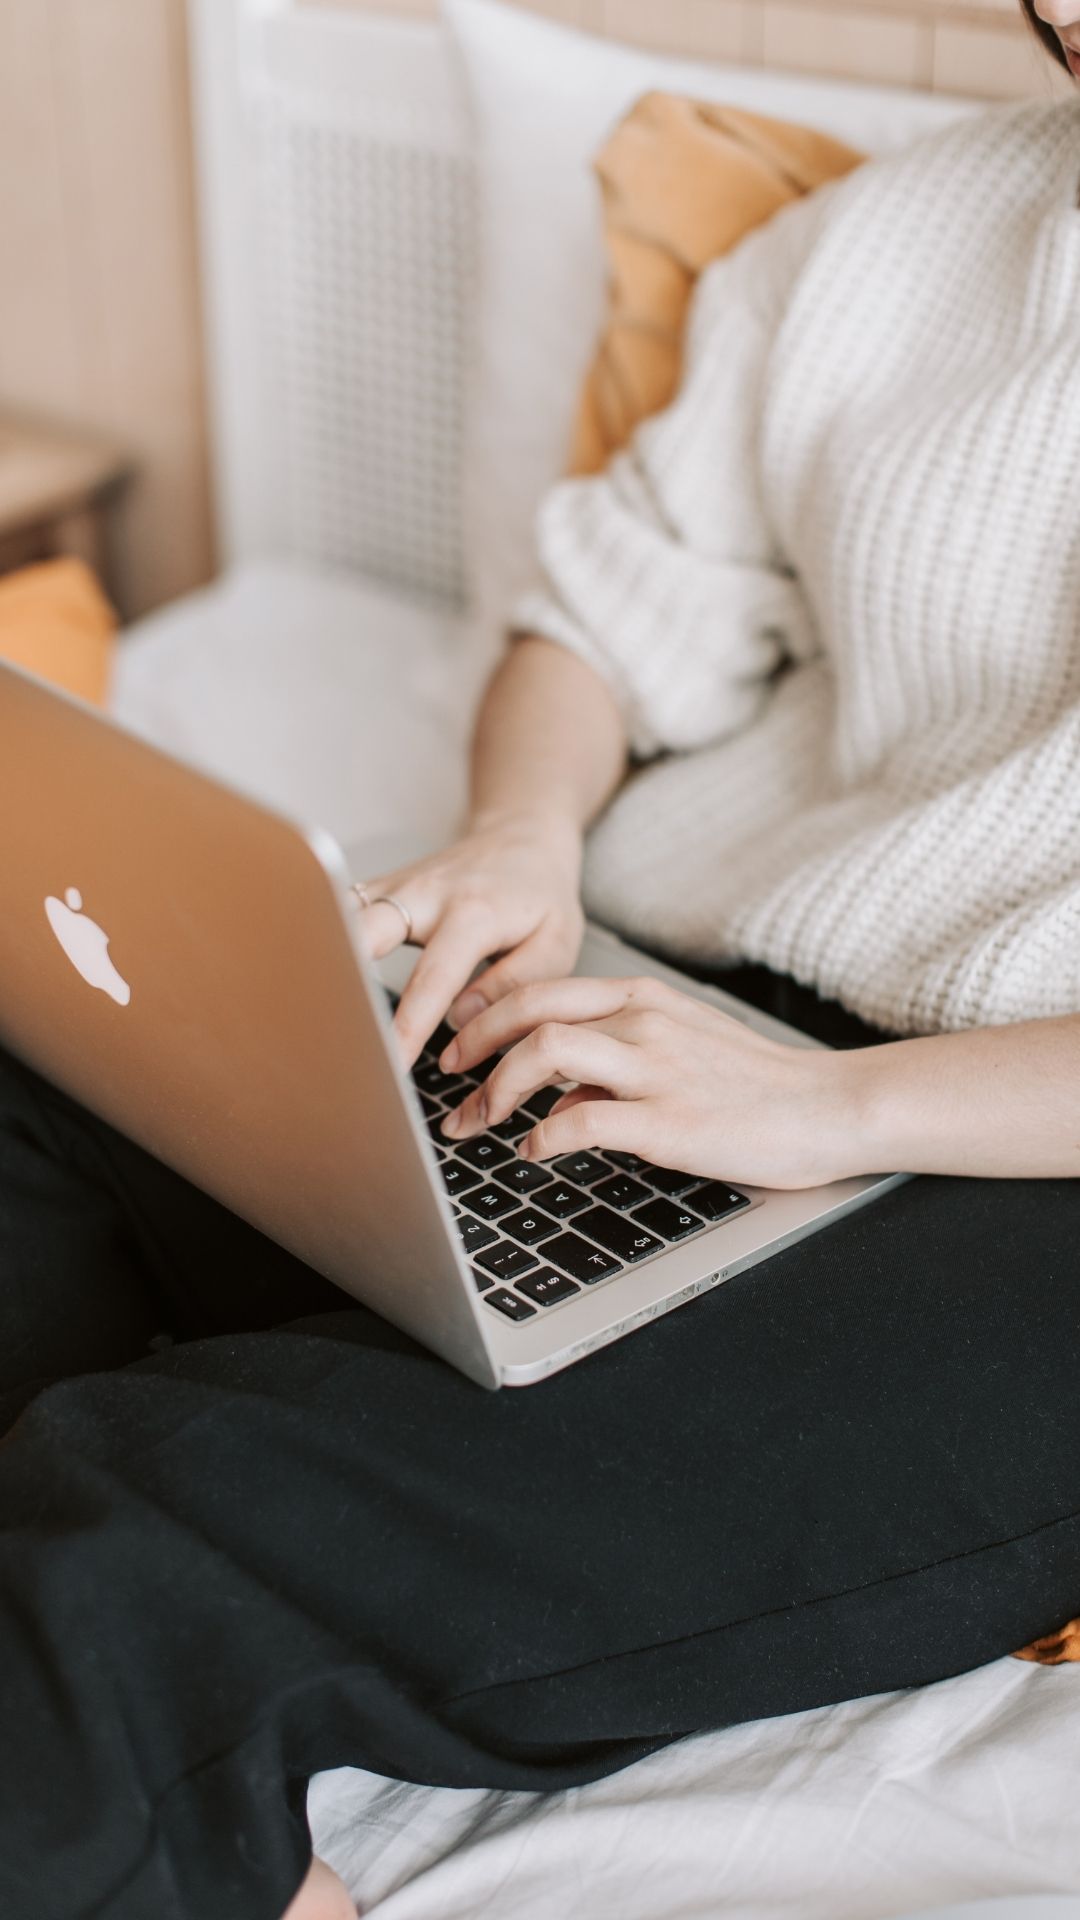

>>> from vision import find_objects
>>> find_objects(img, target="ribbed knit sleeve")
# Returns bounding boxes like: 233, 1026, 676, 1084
511, 194, 829, 758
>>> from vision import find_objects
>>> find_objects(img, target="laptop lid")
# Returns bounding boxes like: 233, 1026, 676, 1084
0, 660, 499, 1388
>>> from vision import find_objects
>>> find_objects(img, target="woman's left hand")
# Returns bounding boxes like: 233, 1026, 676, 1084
438, 975, 864, 1191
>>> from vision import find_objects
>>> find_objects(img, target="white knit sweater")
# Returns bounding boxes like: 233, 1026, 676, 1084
514, 99, 1080, 1036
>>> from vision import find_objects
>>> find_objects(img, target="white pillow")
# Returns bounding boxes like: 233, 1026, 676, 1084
444, 0, 977, 675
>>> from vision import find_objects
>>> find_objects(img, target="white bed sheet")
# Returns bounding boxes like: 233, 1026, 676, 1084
309, 1660, 1080, 1918
114, 561, 1080, 1919
112, 559, 472, 856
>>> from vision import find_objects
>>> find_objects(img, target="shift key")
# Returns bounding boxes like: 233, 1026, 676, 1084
573, 1206, 662, 1264
540, 1231, 620, 1285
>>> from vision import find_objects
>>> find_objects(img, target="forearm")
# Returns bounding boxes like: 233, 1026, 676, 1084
467, 636, 628, 836
835, 1015, 1080, 1180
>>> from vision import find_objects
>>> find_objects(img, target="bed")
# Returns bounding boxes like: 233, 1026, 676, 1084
112, 3, 1080, 1910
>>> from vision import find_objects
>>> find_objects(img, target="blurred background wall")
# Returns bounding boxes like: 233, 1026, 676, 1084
319, 0, 1062, 94
0, 0, 1067, 621
0, 0, 213, 617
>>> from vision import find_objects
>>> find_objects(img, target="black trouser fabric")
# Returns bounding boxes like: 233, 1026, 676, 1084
1, 971, 1079, 1920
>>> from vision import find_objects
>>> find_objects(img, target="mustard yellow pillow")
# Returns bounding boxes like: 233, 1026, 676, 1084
568, 92, 865, 476
0, 557, 117, 706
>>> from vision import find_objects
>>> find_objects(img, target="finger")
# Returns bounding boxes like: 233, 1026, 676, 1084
393, 913, 498, 1067
446, 1024, 639, 1139
438, 1078, 602, 1145
358, 856, 436, 908
520, 1096, 642, 1163
447, 919, 581, 1029
549, 1083, 607, 1115
352, 858, 451, 961
441, 976, 636, 1074
357, 898, 420, 962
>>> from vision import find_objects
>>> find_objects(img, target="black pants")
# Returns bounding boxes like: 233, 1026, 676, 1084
2, 968, 1079, 1920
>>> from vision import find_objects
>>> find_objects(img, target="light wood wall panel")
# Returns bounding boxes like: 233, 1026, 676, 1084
604, 0, 753, 60
314, 0, 1074, 99
931, 14, 1063, 93
761, 0, 931, 84
0, 0, 213, 618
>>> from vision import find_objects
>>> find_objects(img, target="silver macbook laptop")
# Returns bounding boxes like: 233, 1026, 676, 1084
0, 659, 906, 1389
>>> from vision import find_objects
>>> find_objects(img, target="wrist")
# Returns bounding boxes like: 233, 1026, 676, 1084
467, 801, 584, 853
815, 1043, 907, 1180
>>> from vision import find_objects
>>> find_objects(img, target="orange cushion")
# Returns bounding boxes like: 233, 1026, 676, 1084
0, 557, 117, 706
568, 92, 865, 475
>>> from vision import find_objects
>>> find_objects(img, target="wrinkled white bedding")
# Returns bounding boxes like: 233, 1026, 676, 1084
113, 562, 1080, 1918
309, 1659, 1080, 1918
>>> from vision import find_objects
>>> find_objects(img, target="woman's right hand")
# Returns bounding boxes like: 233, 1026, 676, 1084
354, 808, 586, 1069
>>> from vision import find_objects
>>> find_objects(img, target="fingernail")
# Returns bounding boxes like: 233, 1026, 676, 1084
440, 1040, 460, 1070
477, 1090, 489, 1126
518, 1134, 532, 1159
441, 1107, 461, 1136
451, 991, 485, 1028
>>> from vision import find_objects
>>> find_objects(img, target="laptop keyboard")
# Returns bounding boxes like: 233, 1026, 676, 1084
387, 991, 750, 1325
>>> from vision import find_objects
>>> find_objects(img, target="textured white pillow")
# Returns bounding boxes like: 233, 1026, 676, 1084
444, 0, 976, 675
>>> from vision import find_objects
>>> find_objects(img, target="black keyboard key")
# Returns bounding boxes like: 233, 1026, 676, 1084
471, 1266, 495, 1293
646, 1165, 700, 1198
491, 1159, 554, 1197
551, 1152, 610, 1187
632, 1197, 704, 1242
458, 1215, 499, 1255
455, 1136, 514, 1172
501, 1206, 560, 1247
413, 1061, 469, 1101
540, 1183, 592, 1220
594, 1173, 652, 1212
486, 1288, 537, 1321
428, 1021, 457, 1060
489, 1111, 532, 1142
574, 1207, 662, 1265
524, 1086, 563, 1120
541, 1231, 620, 1284
515, 1268, 581, 1308
683, 1182, 750, 1222
419, 1092, 442, 1120
440, 1160, 483, 1199
460, 1053, 501, 1086
604, 1150, 650, 1175
474, 1241, 540, 1283
461, 1183, 520, 1222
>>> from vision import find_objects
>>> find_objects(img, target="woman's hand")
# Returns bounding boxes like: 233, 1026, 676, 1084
355, 810, 586, 1068
438, 975, 864, 1190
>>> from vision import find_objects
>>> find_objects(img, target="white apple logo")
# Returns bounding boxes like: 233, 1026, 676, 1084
44, 887, 131, 1008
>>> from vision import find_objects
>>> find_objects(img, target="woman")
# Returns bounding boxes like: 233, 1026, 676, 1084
2, 8, 1078, 1918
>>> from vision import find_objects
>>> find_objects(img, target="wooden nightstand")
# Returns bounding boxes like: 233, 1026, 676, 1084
0, 417, 132, 604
